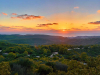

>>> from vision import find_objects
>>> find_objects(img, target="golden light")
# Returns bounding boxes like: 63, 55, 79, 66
62, 29, 66, 32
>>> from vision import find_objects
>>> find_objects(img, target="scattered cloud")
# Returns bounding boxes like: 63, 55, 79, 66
11, 17, 16, 19
0, 25, 35, 31
37, 23, 58, 27
71, 28, 81, 30
88, 21, 100, 24
97, 10, 100, 13
11, 14, 44, 20
0, 25, 11, 30
71, 11, 74, 13
96, 26, 100, 29
53, 23, 58, 25
2, 12, 7, 15
82, 24, 85, 25
70, 23, 73, 25
81, 26, 83, 27
12, 13, 17, 15
13, 26, 24, 27
74, 6, 79, 9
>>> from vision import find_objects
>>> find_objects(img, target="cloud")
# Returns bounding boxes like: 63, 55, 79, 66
71, 28, 81, 30
12, 26, 24, 28
70, 23, 73, 25
2, 12, 7, 15
37, 23, 58, 27
74, 6, 79, 9
53, 23, 58, 25
11, 17, 16, 19
97, 10, 100, 13
11, 14, 44, 20
0, 25, 11, 30
88, 21, 100, 24
0, 25, 35, 31
82, 24, 85, 25
12, 13, 17, 15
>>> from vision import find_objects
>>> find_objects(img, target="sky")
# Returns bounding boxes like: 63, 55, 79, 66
0, 0, 100, 37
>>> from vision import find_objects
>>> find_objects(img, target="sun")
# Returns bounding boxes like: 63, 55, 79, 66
62, 29, 66, 31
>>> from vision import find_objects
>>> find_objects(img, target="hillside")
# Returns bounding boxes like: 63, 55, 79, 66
0, 34, 100, 45
0, 41, 100, 75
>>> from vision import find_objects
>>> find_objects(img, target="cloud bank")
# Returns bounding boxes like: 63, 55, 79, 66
11, 14, 44, 20
37, 23, 58, 27
88, 21, 100, 24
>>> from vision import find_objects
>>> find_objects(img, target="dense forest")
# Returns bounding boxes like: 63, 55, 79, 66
1, 34, 100, 45
0, 41, 100, 75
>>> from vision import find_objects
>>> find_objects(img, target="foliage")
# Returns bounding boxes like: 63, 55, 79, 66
0, 62, 11, 75
1, 41, 100, 75
0, 55, 5, 62
38, 64, 53, 75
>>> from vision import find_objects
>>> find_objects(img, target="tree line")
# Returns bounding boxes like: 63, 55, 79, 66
0, 41, 100, 75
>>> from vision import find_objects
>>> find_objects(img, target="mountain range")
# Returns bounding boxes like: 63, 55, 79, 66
0, 34, 100, 45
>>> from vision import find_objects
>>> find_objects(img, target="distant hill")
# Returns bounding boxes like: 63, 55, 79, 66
0, 34, 100, 45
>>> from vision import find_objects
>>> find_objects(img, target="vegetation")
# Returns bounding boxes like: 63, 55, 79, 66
0, 34, 100, 45
1, 41, 100, 75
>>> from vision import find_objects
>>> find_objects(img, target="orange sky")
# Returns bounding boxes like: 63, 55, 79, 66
0, 0, 100, 36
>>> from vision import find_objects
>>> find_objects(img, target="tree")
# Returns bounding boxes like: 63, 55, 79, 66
23, 51, 28, 56
38, 64, 53, 75
0, 55, 5, 62
0, 62, 11, 75
8, 52, 16, 59
16, 57, 36, 75
80, 52, 89, 62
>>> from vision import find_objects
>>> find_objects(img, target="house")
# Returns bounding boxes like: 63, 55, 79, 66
27, 54, 30, 57
36, 56, 40, 58
68, 49, 72, 50
3, 53, 8, 55
74, 48, 80, 49
50, 52, 58, 58
0, 50, 2, 52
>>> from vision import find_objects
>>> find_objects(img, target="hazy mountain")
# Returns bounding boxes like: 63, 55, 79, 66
0, 34, 100, 45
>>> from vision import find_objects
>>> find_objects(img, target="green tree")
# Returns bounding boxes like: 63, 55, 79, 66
8, 52, 16, 59
23, 51, 28, 56
38, 64, 53, 75
80, 52, 89, 62
0, 62, 11, 75
0, 55, 5, 62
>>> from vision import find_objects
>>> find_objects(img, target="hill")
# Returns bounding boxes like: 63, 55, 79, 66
0, 34, 100, 45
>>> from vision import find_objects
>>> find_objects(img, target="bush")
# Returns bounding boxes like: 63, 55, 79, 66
11, 64, 25, 75
0, 62, 11, 75
55, 62, 68, 72
38, 64, 53, 75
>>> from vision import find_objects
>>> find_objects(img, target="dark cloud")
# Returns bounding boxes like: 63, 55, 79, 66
37, 23, 58, 27
88, 21, 100, 24
11, 14, 44, 20
53, 23, 58, 25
